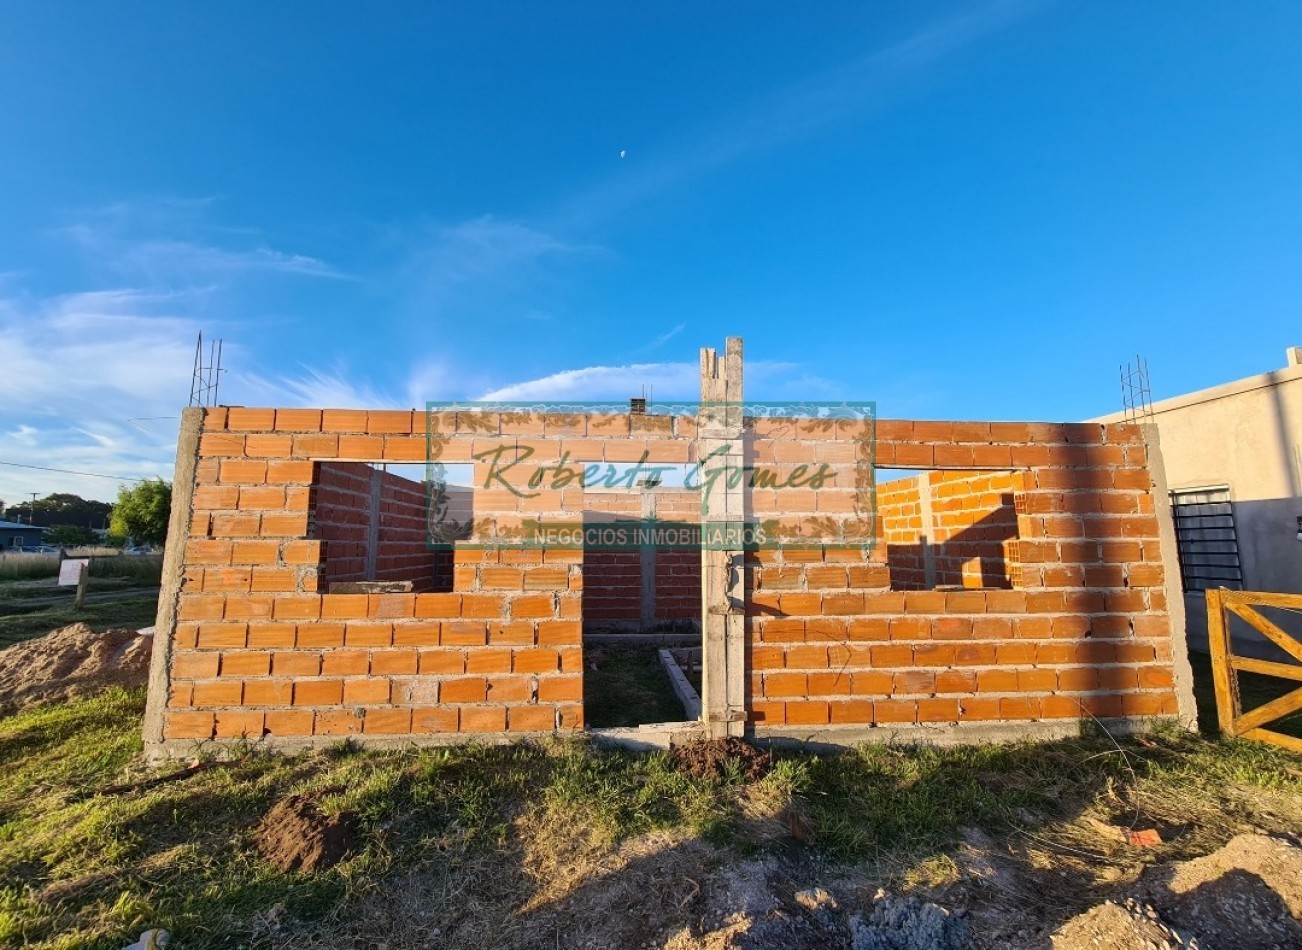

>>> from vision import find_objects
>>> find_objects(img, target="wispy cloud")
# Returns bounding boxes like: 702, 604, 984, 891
57, 198, 349, 284
556, 1, 1034, 230
401, 215, 602, 318
477, 358, 844, 403
640, 321, 687, 352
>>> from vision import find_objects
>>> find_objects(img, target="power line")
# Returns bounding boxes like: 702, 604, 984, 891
0, 460, 153, 482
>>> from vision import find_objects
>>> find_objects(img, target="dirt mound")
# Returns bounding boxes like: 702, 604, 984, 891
0, 623, 152, 712
673, 737, 773, 782
1044, 834, 1302, 949
1050, 899, 1187, 949
1135, 832, 1302, 949
255, 795, 356, 874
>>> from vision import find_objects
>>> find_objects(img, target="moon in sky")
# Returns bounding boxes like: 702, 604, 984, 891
620, 149, 627, 159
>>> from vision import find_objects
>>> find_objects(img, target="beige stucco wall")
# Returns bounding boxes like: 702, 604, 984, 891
1095, 348, 1302, 655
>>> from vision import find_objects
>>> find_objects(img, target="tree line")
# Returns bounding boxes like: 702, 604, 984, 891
1, 481, 172, 547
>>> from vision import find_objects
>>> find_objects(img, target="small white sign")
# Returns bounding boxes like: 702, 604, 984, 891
58, 558, 89, 587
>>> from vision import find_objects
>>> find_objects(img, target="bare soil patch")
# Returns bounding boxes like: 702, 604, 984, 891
255, 794, 357, 874
674, 737, 773, 782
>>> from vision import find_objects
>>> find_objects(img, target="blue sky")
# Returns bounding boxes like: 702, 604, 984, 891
2, 1, 1300, 503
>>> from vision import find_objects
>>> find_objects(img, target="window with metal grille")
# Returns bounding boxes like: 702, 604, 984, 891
1170, 486, 1243, 592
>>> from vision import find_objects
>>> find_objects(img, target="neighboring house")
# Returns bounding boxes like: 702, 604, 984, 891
0, 519, 45, 550
1095, 346, 1302, 656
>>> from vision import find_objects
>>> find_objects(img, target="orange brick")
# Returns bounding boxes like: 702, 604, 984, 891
322, 408, 368, 432
785, 701, 830, 725
513, 648, 559, 674
508, 705, 556, 731
314, 709, 362, 735
1017, 669, 1058, 692
487, 676, 532, 702
194, 485, 240, 509
917, 698, 960, 722
262, 511, 309, 536
246, 622, 297, 648
441, 621, 487, 646
480, 567, 524, 589
266, 459, 316, 484
764, 672, 808, 698
466, 648, 513, 674
537, 676, 583, 702
441, 677, 488, 703
490, 621, 537, 646
508, 594, 553, 620
191, 680, 243, 706
179, 595, 225, 622
223, 595, 275, 620
829, 699, 874, 724
522, 567, 569, 591
871, 645, 913, 667
976, 669, 1019, 692
264, 709, 314, 735
230, 541, 280, 565
243, 433, 293, 458
275, 408, 323, 431
173, 653, 220, 679
295, 679, 343, 705
220, 651, 270, 677
749, 701, 786, 725
419, 650, 466, 674
846, 618, 890, 641
322, 650, 370, 675
212, 710, 264, 738
414, 593, 462, 617
321, 594, 369, 619
196, 623, 247, 650
368, 650, 417, 675
273, 652, 322, 677
366, 410, 415, 434
199, 432, 246, 457
243, 680, 293, 706
166, 711, 215, 739
363, 708, 412, 733
999, 696, 1042, 719
345, 623, 392, 647
226, 407, 275, 430
460, 706, 507, 732
391, 623, 441, 647
186, 539, 233, 565
411, 707, 459, 733
344, 679, 392, 704
249, 567, 296, 592
292, 433, 339, 457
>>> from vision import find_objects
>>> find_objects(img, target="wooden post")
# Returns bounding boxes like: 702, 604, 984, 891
73, 560, 88, 610
699, 337, 746, 738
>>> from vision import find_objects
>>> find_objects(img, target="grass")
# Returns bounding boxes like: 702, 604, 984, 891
0, 596, 159, 649
0, 689, 1297, 949
582, 643, 689, 727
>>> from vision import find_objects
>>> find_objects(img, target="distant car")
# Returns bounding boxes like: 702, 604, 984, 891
22, 545, 60, 555
122, 546, 155, 555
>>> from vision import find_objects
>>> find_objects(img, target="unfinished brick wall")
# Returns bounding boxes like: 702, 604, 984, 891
147, 407, 1185, 752
745, 421, 1178, 729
